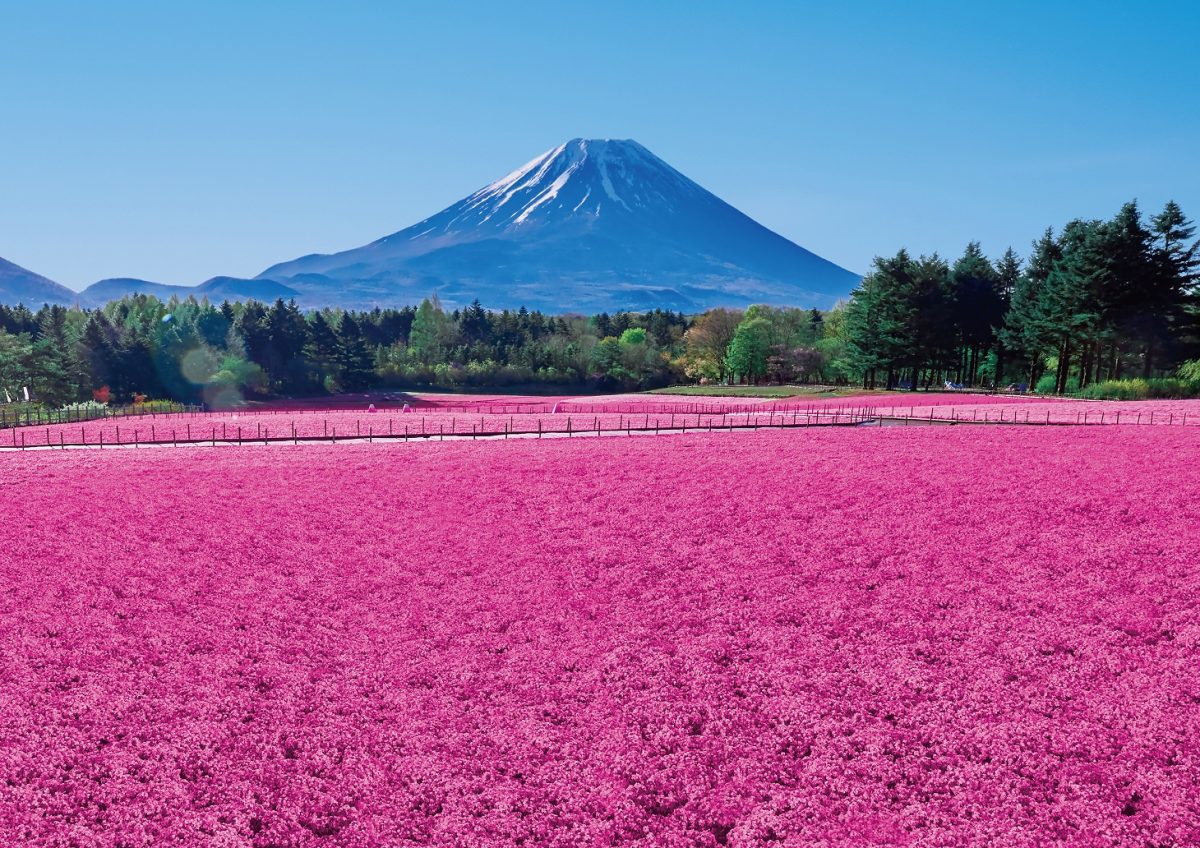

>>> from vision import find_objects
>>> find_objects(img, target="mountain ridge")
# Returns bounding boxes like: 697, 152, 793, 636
0, 257, 79, 307
2, 139, 860, 312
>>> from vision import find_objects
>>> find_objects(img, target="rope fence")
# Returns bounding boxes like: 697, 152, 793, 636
0, 402, 202, 430
5, 409, 878, 450
2, 404, 1196, 451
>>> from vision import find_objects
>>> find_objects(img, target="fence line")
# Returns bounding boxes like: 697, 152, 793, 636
3, 405, 1196, 452
6, 409, 876, 450
0, 394, 1128, 430
0, 402, 202, 430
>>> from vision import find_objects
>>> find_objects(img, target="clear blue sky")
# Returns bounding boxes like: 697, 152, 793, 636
3, 0, 1197, 291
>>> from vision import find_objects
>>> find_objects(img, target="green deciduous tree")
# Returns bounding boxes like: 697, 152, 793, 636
725, 316, 772, 383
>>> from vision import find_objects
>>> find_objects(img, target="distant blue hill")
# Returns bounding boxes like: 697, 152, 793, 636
79, 276, 300, 307
0, 263, 300, 310
0, 257, 79, 307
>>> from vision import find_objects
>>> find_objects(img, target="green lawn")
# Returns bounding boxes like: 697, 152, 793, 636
649, 385, 877, 399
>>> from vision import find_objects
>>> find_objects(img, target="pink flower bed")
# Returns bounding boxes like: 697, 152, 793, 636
2, 408, 866, 448
769, 392, 1049, 410
9, 396, 1200, 449
856, 398, 1200, 424
2, 427, 1199, 846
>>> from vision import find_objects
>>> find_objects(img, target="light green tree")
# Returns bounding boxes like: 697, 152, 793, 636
724, 316, 772, 383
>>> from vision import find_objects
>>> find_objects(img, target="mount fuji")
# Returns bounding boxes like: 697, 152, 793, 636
259, 138, 859, 312
0, 140, 860, 313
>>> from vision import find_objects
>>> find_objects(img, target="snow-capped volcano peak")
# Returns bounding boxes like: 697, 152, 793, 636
406, 138, 703, 238
256, 138, 860, 312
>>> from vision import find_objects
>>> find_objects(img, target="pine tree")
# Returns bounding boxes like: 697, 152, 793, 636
1042, 220, 1108, 392
264, 299, 309, 392
1003, 228, 1061, 389
845, 250, 921, 388
81, 312, 119, 396
993, 248, 1022, 386
336, 313, 375, 391
26, 338, 73, 406
34, 305, 81, 403
950, 243, 1002, 385
460, 298, 492, 345
303, 311, 342, 391
1145, 201, 1200, 374
908, 253, 955, 388
409, 298, 446, 365
843, 272, 886, 388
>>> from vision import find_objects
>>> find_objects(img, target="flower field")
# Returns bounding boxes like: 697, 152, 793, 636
1, 407, 876, 449
786, 395, 1200, 424
4, 395, 1200, 450
2, 426, 1199, 846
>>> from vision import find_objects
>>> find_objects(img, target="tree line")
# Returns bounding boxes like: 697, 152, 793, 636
841, 200, 1199, 393
0, 296, 701, 406
1, 199, 1196, 407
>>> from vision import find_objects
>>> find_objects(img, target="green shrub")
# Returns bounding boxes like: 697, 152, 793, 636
1145, 377, 1200, 398
1076, 379, 1149, 400
1074, 377, 1200, 400
1035, 374, 1079, 394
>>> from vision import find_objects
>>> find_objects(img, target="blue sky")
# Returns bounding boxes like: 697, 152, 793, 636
2, 0, 1197, 291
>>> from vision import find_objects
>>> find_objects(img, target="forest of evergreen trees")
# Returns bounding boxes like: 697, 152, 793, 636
1, 200, 1196, 409
842, 200, 1199, 394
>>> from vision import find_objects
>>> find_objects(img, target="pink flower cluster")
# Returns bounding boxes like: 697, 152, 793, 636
2, 426, 1199, 846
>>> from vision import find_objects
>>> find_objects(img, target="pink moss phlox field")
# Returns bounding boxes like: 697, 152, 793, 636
8, 398, 1200, 448
3, 427, 1200, 846
820, 398, 1200, 422
4, 408, 877, 448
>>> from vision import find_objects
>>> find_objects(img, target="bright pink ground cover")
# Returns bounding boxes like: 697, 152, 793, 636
850, 398, 1200, 424
3, 408, 871, 448
241, 392, 777, 416
2, 428, 1199, 846
8, 397, 1200, 449
768, 393, 1049, 410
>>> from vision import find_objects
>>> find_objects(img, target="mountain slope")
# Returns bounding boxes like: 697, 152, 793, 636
0, 257, 78, 307
259, 138, 860, 311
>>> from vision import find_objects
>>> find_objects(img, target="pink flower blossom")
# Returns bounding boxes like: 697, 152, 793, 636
1, 426, 1198, 845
